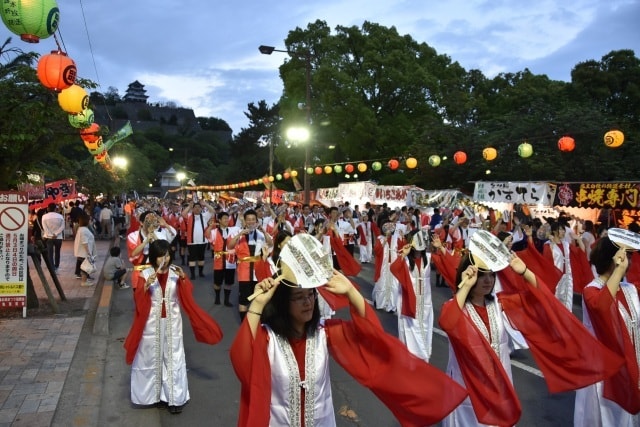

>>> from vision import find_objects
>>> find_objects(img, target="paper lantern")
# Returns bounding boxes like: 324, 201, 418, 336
291, 170, 298, 177
428, 155, 441, 167
518, 142, 533, 158
372, 161, 382, 171
68, 109, 94, 129
387, 159, 399, 170
85, 137, 104, 154
333, 165, 343, 174
58, 84, 89, 114
357, 163, 367, 173
80, 123, 101, 144
283, 172, 290, 179
406, 157, 417, 169
324, 166, 333, 174
268, 176, 274, 182
314, 166, 322, 175
604, 130, 624, 148
0, 0, 60, 43
275, 174, 282, 181
345, 164, 354, 173
482, 147, 497, 161
94, 151, 107, 163
37, 50, 76, 92
558, 136, 575, 152
307, 167, 314, 175
453, 151, 467, 165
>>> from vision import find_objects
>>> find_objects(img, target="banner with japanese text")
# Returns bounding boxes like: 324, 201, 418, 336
28, 179, 78, 211
0, 191, 29, 310
553, 182, 640, 210
473, 181, 556, 205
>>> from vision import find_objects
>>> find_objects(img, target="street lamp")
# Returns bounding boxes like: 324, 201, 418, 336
176, 171, 186, 199
259, 44, 312, 204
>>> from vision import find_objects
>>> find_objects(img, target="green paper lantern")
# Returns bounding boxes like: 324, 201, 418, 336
306, 167, 314, 175
333, 165, 343, 174
428, 155, 441, 167
276, 173, 282, 181
518, 142, 533, 158
68, 108, 94, 129
0, 0, 60, 43
372, 161, 382, 171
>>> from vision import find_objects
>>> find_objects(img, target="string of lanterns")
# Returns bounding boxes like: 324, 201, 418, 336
1, 0, 131, 173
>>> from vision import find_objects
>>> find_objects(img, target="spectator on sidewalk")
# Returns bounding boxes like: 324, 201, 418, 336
73, 213, 96, 286
41, 203, 65, 272
99, 203, 113, 239
103, 246, 130, 289
69, 201, 84, 237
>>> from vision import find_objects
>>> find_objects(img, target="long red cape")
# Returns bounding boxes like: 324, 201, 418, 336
390, 257, 417, 318
123, 274, 223, 364
430, 250, 461, 292
230, 304, 467, 427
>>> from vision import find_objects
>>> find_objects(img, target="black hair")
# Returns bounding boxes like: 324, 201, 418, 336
243, 209, 257, 220
589, 236, 619, 275
406, 230, 428, 271
272, 230, 293, 264
139, 210, 153, 224
109, 246, 121, 257
262, 284, 320, 340
329, 206, 339, 214
148, 240, 173, 269
628, 222, 640, 234
455, 254, 496, 302
217, 211, 229, 220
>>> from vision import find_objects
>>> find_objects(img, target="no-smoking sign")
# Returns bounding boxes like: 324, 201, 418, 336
0, 207, 26, 231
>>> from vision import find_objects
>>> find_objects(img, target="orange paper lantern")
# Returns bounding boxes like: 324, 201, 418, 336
405, 157, 417, 169
80, 123, 101, 144
482, 147, 497, 161
604, 130, 624, 148
558, 136, 575, 152
283, 172, 290, 179
37, 50, 76, 92
388, 159, 399, 170
314, 166, 323, 175
453, 151, 467, 165
345, 164, 354, 173
357, 163, 367, 173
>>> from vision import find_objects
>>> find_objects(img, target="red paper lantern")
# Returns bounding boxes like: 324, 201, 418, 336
314, 166, 323, 175
80, 123, 100, 143
388, 159, 399, 170
558, 136, 575, 152
453, 151, 467, 165
283, 172, 290, 179
37, 50, 76, 92
345, 164, 354, 173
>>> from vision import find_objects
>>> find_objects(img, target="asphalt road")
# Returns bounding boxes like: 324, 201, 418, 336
99, 250, 578, 426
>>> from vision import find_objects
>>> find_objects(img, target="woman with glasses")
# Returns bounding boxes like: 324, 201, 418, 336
230, 265, 468, 426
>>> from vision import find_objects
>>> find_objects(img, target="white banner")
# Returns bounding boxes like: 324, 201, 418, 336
473, 181, 556, 205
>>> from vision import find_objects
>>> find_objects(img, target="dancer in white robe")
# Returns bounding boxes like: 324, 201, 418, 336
372, 221, 404, 312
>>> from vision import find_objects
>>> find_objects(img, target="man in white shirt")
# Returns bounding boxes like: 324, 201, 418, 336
41, 203, 65, 271
99, 203, 113, 239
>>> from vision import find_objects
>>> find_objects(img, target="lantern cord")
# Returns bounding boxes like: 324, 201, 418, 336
52, 33, 64, 53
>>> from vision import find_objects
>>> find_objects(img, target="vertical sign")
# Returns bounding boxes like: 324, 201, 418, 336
0, 191, 29, 315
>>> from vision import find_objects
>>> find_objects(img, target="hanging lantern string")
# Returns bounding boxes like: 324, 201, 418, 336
52, 32, 65, 53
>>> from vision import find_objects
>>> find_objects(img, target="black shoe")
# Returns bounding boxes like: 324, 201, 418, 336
199, 272, 205, 278
190, 274, 196, 280
224, 301, 233, 307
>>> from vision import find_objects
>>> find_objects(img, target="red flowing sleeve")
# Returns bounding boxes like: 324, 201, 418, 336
317, 283, 351, 311
496, 269, 623, 393
568, 245, 593, 293
254, 259, 273, 282
373, 238, 384, 282
327, 304, 467, 426
230, 319, 271, 427
329, 233, 362, 276
627, 252, 640, 290
514, 243, 562, 293
177, 276, 223, 345
371, 222, 381, 239
390, 257, 417, 318
430, 250, 460, 292
123, 275, 153, 365
438, 299, 521, 426
583, 286, 640, 413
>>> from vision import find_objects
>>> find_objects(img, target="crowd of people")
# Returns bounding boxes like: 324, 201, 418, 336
27, 194, 640, 425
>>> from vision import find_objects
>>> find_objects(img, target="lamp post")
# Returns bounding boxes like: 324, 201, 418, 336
259, 44, 312, 204
176, 172, 186, 200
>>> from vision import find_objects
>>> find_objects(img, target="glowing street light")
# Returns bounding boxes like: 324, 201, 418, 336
112, 156, 128, 169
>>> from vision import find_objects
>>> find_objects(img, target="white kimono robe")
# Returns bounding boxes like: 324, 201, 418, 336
546, 240, 575, 311
372, 235, 401, 312
397, 254, 434, 361
131, 268, 189, 406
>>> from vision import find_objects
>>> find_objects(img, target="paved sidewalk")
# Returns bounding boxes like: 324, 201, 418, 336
0, 238, 112, 427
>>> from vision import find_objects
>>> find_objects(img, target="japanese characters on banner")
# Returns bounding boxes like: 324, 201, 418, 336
374, 185, 421, 209
553, 182, 640, 210
473, 181, 556, 205
0, 192, 29, 312
409, 189, 471, 209
337, 182, 377, 206
28, 179, 78, 211
316, 187, 341, 207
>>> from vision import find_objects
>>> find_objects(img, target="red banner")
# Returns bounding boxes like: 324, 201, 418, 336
28, 179, 78, 211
